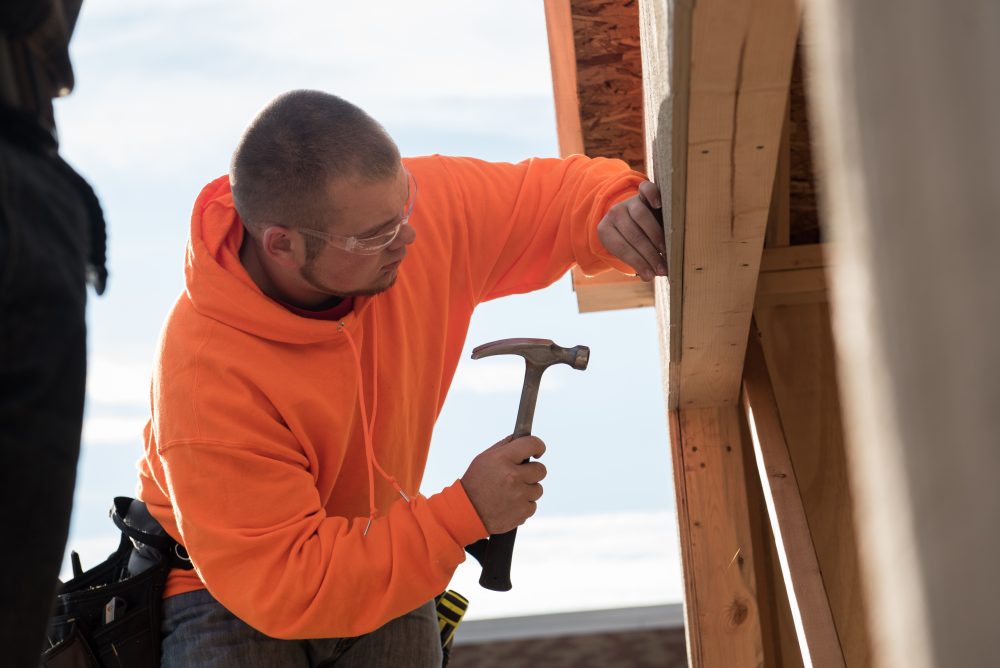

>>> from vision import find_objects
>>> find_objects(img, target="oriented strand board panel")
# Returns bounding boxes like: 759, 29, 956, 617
669, 406, 764, 667
753, 299, 872, 666
545, 0, 653, 313
571, 0, 646, 172
673, 0, 800, 409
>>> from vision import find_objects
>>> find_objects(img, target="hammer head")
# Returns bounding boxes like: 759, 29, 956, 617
471, 338, 589, 371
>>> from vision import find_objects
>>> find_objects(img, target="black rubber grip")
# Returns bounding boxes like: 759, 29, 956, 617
477, 526, 518, 591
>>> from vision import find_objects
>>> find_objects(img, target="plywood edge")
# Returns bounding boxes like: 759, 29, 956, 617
642, 0, 694, 410
544, 0, 585, 156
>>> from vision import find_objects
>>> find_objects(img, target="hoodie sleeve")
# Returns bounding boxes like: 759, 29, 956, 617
156, 388, 488, 640
426, 154, 646, 304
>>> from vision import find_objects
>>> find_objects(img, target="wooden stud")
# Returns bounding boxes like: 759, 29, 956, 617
670, 406, 765, 667
743, 328, 846, 668
751, 299, 873, 666
673, 0, 801, 409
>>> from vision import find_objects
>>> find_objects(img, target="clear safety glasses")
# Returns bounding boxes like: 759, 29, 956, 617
298, 169, 417, 255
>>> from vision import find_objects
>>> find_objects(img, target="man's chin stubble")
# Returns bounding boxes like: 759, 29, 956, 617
300, 266, 399, 299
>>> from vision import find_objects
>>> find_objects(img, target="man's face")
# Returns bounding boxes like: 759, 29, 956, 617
299, 167, 416, 298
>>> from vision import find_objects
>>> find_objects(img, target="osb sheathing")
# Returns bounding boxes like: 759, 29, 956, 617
571, 0, 646, 173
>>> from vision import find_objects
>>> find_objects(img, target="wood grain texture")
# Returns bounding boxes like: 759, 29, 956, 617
670, 407, 765, 667
571, 266, 654, 312
544, 0, 585, 156
752, 301, 872, 666
641, 0, 693, 409
743, 330, 846, 667
806, 2, 1000, 664
676, 0, 800, 408
740, 409, 805, 668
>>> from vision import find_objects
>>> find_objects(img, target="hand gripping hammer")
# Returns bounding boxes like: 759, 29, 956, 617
465, 338, 590, 591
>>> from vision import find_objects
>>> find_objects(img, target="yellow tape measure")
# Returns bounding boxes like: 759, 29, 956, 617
435, 589, 469, 648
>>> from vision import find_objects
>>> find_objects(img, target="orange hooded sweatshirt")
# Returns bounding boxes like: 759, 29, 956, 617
136, 154, 643, 640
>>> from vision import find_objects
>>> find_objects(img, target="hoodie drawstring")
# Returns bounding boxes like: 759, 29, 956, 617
339, 304, 409, 536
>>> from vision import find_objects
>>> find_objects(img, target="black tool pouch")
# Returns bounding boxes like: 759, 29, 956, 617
40, 497, 192, 668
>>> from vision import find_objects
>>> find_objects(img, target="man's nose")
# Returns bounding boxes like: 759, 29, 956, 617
390, 222, 416, 249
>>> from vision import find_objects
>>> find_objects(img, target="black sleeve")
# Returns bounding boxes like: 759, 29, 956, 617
0, 1, 54, 39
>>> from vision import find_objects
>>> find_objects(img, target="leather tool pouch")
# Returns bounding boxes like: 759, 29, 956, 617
40, 497, 192, 668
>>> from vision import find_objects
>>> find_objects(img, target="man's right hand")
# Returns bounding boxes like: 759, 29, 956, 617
460, 435, 547, 535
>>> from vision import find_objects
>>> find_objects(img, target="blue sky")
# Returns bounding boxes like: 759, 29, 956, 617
57, 0, 680, 618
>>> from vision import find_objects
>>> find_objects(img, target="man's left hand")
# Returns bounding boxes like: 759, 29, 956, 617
597, 180, 667, 282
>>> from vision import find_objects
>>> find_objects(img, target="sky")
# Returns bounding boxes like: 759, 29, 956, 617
56, 0, 681, 620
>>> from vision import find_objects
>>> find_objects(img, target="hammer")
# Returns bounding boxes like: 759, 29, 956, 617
465, 337, 590, 591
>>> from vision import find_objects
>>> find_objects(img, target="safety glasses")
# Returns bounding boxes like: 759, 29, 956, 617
298, 169, 417, 255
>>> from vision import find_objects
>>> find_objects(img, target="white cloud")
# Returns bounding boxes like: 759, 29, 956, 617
452, 360, 564, 395
57, 1, 556, 175
452, 510, 682, 620
86, 357, 151, 407
82, 415, 148, 447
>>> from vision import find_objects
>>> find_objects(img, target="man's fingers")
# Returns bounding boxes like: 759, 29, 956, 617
520, 461, 547, 484
638, 180, 662, 209
504, 435, 546, 461
527, 482, 543, 502
607, 225, 658, 281
624, 200, 667, 272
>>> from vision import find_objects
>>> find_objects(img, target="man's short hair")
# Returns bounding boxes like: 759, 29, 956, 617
230, 90, 401, 246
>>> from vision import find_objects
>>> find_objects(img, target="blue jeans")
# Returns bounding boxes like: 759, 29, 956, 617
161, 589, 443, 667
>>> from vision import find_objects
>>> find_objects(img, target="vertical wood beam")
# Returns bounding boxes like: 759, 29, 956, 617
670, 406, 764, 667
805, 1, 1000, 665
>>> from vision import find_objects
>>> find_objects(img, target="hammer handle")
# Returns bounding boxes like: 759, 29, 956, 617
476, 365, 544, 591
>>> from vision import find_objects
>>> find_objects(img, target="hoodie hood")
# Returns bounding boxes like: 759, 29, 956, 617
184, 175, 372, 345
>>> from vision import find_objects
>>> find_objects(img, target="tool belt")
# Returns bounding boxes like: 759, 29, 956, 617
41, 499, 471, 666
40, 497, 192, 668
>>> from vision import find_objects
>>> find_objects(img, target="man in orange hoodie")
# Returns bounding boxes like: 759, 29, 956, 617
138, 89, 665, 667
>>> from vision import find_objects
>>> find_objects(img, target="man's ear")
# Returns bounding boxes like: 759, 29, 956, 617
260, 226, 304, 268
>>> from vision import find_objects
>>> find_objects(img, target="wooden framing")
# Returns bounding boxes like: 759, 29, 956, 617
542, 2, 885, 666
743, 329, 845, 667
667, 0, 801, 409
669, 406, 764, 666
805, 1, 1000, 665
544, 0, 653, 314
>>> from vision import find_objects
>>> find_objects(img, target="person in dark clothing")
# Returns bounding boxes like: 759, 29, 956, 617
0, 2, 107, 665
